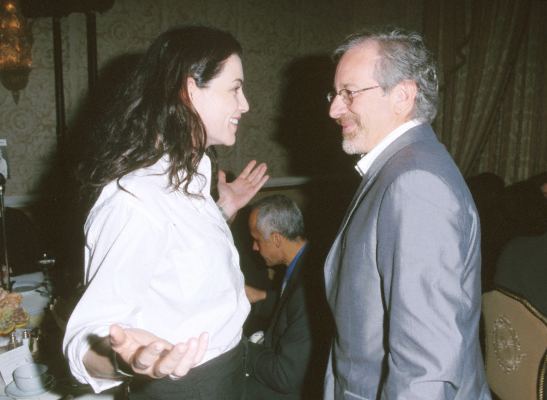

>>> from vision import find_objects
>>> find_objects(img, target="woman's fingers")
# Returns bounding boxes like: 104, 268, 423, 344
239, 160, 257, 179
160, 332, 209, 379
132, 342, 168, 373
193, 332, 209, 367
247, 162, 268, 184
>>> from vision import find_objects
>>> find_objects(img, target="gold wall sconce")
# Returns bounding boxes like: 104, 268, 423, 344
0, 0, 33, 104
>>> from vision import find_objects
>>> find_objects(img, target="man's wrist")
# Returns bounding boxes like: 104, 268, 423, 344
257, 289, 267, 302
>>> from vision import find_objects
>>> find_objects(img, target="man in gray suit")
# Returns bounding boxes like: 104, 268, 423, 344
323, 27, 491, 399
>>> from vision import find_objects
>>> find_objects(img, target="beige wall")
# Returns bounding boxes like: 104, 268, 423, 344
0, 0, 423, 204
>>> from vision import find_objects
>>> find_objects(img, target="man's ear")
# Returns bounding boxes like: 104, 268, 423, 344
392, 79, 417, 118
271, 232, 282, 247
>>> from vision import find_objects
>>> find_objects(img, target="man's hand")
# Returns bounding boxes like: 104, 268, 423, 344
110, 324, 208, 379
245, 285, 267, 304
217, 160, 269, 221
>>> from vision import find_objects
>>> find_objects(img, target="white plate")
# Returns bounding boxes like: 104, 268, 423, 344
11, 280, 42, 293
11, 273, 44, 286
5, 375, 55, 398
20, 289, 50, 316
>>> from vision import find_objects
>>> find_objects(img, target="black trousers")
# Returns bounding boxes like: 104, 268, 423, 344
129, 340, 246, 400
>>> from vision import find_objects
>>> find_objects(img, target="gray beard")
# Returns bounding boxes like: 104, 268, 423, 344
342, 136, 361, 155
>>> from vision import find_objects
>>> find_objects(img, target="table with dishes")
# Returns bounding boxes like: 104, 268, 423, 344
0, 272, 117, 400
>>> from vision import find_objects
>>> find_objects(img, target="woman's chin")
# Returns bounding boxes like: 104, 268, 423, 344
206, 135, 236, 147
222, 135, 237, 147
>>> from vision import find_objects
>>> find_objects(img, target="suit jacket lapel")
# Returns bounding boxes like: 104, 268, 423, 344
267, 251, 306, 335
338, 124, 436, 235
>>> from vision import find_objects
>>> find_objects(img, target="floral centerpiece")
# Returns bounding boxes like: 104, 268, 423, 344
0, 287, 29, 336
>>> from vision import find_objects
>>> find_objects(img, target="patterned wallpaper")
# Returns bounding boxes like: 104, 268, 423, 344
0, 0, 422, 203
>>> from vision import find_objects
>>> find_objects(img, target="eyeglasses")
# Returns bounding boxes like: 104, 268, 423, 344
326, 85, 381, 105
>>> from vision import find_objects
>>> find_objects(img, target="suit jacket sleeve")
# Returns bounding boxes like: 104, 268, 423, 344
246, 283, 312, 394
377, 170, 478, 399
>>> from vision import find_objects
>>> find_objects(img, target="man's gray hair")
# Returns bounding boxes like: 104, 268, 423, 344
253, 194, 305, 240
333, 27, 439, 123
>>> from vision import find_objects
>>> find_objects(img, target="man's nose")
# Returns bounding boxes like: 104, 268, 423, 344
329, 95, 347, 120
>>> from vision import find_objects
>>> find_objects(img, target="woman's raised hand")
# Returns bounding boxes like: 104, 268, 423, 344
217, 160, 269, 221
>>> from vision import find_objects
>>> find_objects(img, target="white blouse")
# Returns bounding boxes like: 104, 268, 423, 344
63, 155, 250, 392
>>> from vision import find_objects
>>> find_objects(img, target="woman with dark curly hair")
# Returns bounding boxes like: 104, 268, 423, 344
63, 25, 268, 400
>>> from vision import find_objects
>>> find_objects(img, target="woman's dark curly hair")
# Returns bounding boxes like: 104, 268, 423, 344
79, 25, 242, 204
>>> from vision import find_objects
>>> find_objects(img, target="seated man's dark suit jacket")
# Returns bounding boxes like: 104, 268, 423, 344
246, 247, 332, 400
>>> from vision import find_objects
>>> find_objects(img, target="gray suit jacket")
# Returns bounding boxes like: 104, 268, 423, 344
323, 124, 491, 400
